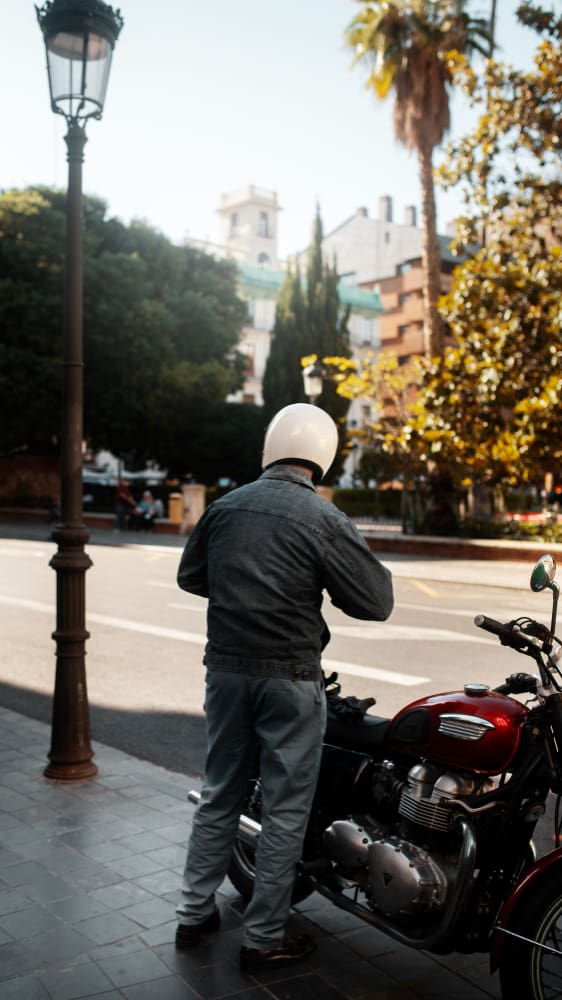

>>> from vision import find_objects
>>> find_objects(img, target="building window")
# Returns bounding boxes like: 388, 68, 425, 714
257, 252, 270, 266
230, 212, 239, 237
361, 318, 372, 345
258, 211, 269, 237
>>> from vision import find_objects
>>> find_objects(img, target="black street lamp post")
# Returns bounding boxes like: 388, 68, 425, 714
302, 361, 325, 405
36, 0, 123, 780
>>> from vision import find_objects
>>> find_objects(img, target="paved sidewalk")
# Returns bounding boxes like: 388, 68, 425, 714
0, 707, 503, 1000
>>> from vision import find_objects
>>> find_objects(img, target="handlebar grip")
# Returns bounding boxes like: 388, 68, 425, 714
474, 614, 505, 636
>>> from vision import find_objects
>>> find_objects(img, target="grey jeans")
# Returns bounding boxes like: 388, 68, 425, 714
177, 670, 326, 948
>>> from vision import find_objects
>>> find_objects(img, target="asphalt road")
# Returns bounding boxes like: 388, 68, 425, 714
0, 523, 549, 779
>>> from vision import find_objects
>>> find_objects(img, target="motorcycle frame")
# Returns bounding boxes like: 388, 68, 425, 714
490, 847, 562, 971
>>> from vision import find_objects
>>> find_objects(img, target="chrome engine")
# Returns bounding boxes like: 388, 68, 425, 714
323, 761, 495, 920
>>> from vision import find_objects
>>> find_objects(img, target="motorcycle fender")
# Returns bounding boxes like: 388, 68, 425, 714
490, 847, 562, 971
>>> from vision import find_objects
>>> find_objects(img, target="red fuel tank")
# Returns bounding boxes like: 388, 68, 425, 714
385, 684, 529, 774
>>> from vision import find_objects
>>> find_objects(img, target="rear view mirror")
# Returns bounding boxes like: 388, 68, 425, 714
531, 554, 557, 593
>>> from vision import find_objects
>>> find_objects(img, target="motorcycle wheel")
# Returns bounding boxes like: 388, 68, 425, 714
499, 879, 562, 999
227, 778, 314, 905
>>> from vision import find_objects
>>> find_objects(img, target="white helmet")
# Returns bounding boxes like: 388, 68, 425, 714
262, 403, 339, 481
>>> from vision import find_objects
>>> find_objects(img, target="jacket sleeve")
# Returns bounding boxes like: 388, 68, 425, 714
322, 516, 394, 621
177, 510, 210, 597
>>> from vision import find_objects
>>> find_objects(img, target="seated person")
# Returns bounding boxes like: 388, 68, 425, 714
136, 490, 158, 531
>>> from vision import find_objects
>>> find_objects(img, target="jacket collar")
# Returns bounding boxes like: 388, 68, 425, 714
260, 465, 317, 491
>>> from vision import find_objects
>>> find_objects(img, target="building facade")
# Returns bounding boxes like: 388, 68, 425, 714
186, 186, 464, 482
187, 186, 383, 427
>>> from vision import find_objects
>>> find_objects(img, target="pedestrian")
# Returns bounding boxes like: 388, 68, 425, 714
114, 478, 137, 531
136, 490, 158, 531
175, 403, 394, 971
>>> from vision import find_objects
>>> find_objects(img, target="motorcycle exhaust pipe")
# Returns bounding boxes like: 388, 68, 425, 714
188, 789, 262, 848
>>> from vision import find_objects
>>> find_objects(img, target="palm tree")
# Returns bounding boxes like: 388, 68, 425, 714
346, 0, 489, 359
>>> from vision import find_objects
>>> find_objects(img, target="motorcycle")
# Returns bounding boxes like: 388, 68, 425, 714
190, 554, 562, 999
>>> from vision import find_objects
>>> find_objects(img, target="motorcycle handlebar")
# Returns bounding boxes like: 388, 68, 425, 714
474, 614, 542, 654
493, 672, 539, 696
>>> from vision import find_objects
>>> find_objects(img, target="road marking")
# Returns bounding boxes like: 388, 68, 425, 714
0, 597, 52, 613
399, 601, 477, 617
0, 595, 429, 687
406, 578, 441, 598
89, 613, 205, 645
0, 547, 47, 558
168, 602, 206, 612
0, 595, 491, 648
148, 581, 177, 589
0, 596, 206, 646
323, 658, 429, 686
330, 624, 490, 644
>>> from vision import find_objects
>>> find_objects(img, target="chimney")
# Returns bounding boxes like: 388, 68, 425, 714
405, 205, 417, 227
379, 195, 393, 223
356, 206, 368, 217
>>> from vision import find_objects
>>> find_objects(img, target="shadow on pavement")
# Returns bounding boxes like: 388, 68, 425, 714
0, 679, 208, 777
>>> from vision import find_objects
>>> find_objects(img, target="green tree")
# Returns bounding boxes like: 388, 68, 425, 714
0, 187, 247, 476
262, 209, 351, 479
319, 351, 429, 525
182, 400, 264, 486
261, 262, 307, 425
345, 0, 489, 359
413, 3, 562, 489
305, 209, 351, 432
0, 189, 64, 453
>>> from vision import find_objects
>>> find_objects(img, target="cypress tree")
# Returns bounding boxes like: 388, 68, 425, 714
262, 262, 307, 426
305, 206, 351, 432
263, 207, 350, 422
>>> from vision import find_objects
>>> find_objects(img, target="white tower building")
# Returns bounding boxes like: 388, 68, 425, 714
216, 185, 281, 269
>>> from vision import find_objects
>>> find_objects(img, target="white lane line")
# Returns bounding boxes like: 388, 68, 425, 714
89, 613, 205, 645
168, 603, 206, 612
399, 601, 479, 618
323, 658, 429, 686
0, 597, 488, 646
330, 624, 490, 644
0, 595, 428, 687
0, 547, 47, 558
148, 581, 177, 589
0, 596, 206, 646
0, 597, 53, 613
398, 601, 530, 621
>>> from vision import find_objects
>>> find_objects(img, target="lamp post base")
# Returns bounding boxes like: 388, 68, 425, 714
44, 757, 98, 781
46, 525, 97, 780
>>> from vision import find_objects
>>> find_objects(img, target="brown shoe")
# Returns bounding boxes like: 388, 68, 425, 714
175, 908, 220, 949
240, 934, 316, 971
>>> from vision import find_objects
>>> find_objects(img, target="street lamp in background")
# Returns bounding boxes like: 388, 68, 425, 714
36, 0, 123, 780
302, 361, 324, 405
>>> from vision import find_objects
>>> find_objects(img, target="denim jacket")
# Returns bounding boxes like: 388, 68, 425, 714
177, 466, 394, 679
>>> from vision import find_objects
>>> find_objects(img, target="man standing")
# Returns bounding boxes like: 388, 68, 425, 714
175, 403, 393, 971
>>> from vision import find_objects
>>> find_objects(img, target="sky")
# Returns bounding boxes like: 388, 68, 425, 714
3, 1, 541, 261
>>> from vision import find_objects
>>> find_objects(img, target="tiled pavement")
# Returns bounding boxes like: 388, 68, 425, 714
0, 707, 503, 1000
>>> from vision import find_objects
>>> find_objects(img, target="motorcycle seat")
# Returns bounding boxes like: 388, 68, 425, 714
325, 712, 390, 752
